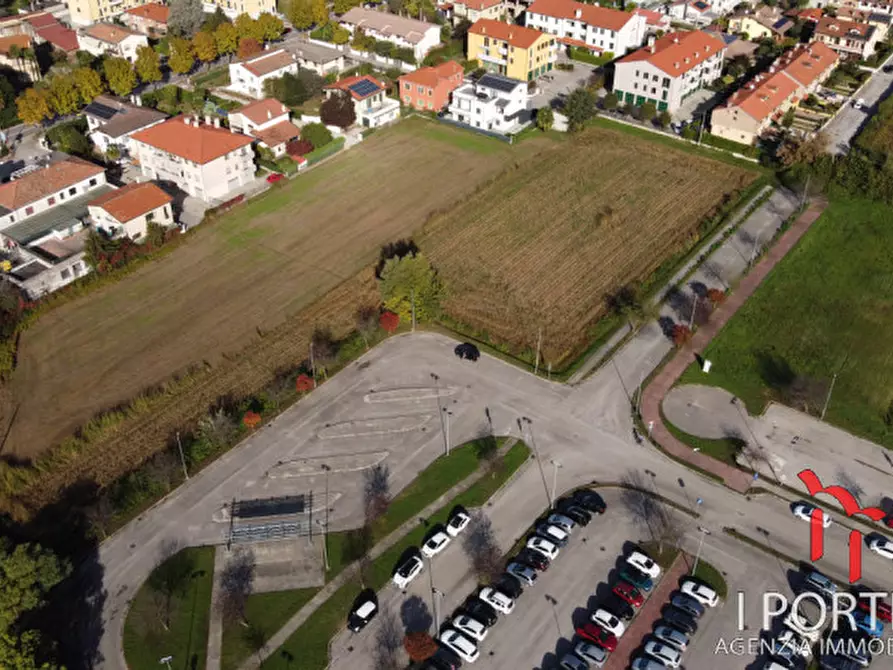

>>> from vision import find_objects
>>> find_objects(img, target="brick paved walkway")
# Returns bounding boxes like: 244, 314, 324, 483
641, 199, 829, 493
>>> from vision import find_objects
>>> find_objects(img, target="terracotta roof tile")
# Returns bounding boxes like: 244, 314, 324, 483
816, 16, 874, 39
25, 12, 58, 28
88, 182, 172, 222
82, 22, 141, 44
633, 8, 669, 25
124, 3, 170, 23
36, 24, 78, 51
131, 116, 253, 164
398, 60, 463, 88
618, 30, 726, 77
233, 98, 289, 125
778, 41, 838, 88
238, 49, 295, 77
469, 18, 546, 49
325, 75, 386, 100
527, 0, 635, 32
0, 157, 105, 211
0, 34, 31, 55
724, 69, 799, 122
254, 120, 302, 148
456, 0, 503, 10
340, 7, 435, 44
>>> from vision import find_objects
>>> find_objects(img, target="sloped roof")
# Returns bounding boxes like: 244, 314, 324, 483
527, 0, 635, 31
0, 157, 105, 212
254, 121, 302, 148
82, 22, 141, 44
233, 98, 289, 125
238, 49, 295, 77
456, 0, 503, 10
633, 8, 669, 26
340, 7, 436, 44
816, 16, 874, 39
130, 116, 253, 164
399, 60, 463, 88
723, 69, 799, 122
0, 34, 30, 55
618, 30, 726, 77
35, 24, 78, 51
779, 42, 838, 88
84, 95, 167, 138
469, 18, 546, 49
124, 3, 170, 23
325, 75, 386, 100
88, 182, 172, 222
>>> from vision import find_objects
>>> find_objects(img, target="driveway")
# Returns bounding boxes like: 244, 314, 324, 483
531, 61, 598, 110
823, 57, 893, 154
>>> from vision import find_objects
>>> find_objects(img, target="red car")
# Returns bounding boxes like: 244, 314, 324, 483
575, 623, 617, 651
266, 173, 284, 183
858, 596, 892, 623
613, 580, 645, 607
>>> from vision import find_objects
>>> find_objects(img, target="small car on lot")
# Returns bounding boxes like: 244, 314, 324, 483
867, 535, 893, 560
783, 607, 820, 644
557, 500, 592, 526
626, 550, 661, 578
653, 624, 688, 651
392, 555, 423, 590
574, 622, 617, 651
681, 578, 719, 607
620, 566, 653, 592
547, 513, 576, 533
662, 606, 698, 634
772, 627, 811, 659
461, 596, 497, 627
347, 589, 378, 632
853, 98, 866, 110
591, 608, 626, 637
495, 573, 523, 598
802, 568, 837, 601
446, 509, 470, 537
516, 548, 549, 571
439, 629, 479, 664
422, 652, 461, 670
670, 593, 705, 619
612, 580, 644, 607
451, 614, 488, 642
791, 501, 832, 528
558, 653, 589, 670
818, 655, 864, 670
421, 530, 451, 558
506, 562, 538, 586
573, 489, 606, 514
630, 657, 668, 670
602, 594, 634, 621
527, 536, 559, 559
265, 172, 284, 183
536, 523, 569, 547
644, 640, 682, 668
574, 641, 607, 667
479, 586, 514, 615
454, 343, 480, 361
830, 630, 872, 667
851, 609, 884, 638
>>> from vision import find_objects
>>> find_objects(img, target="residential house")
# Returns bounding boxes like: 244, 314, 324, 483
323, 75, 401, 128
200, 0, 276, 20
88, 182, 174, 240
786, 8, 824, 22
84, 95, 168, 158
728, 7, 793, 41
704, 29, 759, 60
668, 0, 718, 27
524, 0, 646, 57
77, 23, 148, 62
130, 116, 255, 203
30, 15, 78, 56
837, 7, 891, 41
0, 35, 40, 80
398, 60, 464, 111
121, 3, 169, 36
287, 41, 346, 75
68, 0, 272, 25
0, 10, 50, 37
227, 98, 302, 157
339, 8, 441, 61
438, 2, 454, 22
613, 30, 726, 113
467, 18, 556, 81
840, 0, 893, 15
711, 41, 839, 144
446, 72, 531, 134
229, 49, 298, 99
814, 16, 879, 59
633, 8, 672, 35
452, 0, 505, 25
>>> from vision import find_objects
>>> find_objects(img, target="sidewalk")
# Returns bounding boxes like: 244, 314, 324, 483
640, 199, 828, 493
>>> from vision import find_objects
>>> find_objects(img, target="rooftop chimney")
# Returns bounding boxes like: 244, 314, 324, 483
575, 8, 581, 17
673, 35, 679, 43
183, 116, 191, 124
204, 114, 211, 126
213, 117, 220, 128
267, 110, 272, 119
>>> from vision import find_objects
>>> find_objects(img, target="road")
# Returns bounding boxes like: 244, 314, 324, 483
823, 56, 893, 155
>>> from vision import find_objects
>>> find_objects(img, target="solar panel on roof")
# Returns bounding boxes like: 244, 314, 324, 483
84, 102, 117, 120
348, 79, 380, 97
478, 74, 519, 94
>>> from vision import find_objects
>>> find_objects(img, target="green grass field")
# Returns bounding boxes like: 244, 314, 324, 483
679, 198, 893, 448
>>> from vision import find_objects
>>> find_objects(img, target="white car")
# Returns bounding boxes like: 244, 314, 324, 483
452, 614, 488, 642
783, 610, 821, 644
792, 502, 832, 528
439, 628, 480, 664
854, 97, 866, 109
547, 513, 576, 533
536, 523, 569, 547
868, 536, 893, 560
479, 586, 514, 615
591, 608, 626, 637
421, 531, 451, 558
644, 640, 682, 668
681, 578, 719, 607
527, 536, 560, 560
392, 555, 423, 590
626, 551, 661, 579
774, 628, 812, 659
446, 510, 471, 537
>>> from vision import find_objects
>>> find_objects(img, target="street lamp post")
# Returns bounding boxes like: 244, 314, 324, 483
520, 417, 551, 509
320, 464, 331, 571
692, 525, 711, 576
316, 520, 329, 571
549, 459, 562, 509
160, 656, 173, 670
432, 587, 444, 631
443, 408, 453, 456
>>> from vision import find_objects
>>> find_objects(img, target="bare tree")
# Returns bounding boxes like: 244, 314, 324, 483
355, 304, 379, 350
784, 375, 829, 416
85, 493, 114, 540
148, 540, 195, 631
311, 327, 339, 379
461, 511, 503, 582
218, 548, 256, 627
836, 468, 865, 506
144, 448, 181, 492
620, 471, 673, 553
373, 605, 403, 670
364, 464, 391, 524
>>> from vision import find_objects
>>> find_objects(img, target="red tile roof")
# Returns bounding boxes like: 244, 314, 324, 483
36, 24, 79, 52
0, 34, 31, 55
233, 98, 289, 125
778, 41, 838, 88
559, 36, 600, 51
468, 18, 546, 49
25, 12, 58, 28
456, 0, 502, 9
816, 16, 874, 39
0, 157, 105, 211
325, 75, 386, 100
82, 22, 141, 44
124, 3, 170, 23
131, 116, 253, 164
238, 49, 295, 77
88, 182, 172, 222
786, 7, 823, 21
618, 30, 725, 77
633, 8, 669, 25
527, 0, 635, 32
254, 120, 302, 148
398, 60, 463, 88
724, 69, 800, 122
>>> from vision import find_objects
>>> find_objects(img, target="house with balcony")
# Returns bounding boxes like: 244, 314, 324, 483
467, 18, 556, 81
728, 6, 793, 41
633, 8, 672, 35
229, 49, 298, 99
667, 0, 718, 27
446, 72, 531, 134
814, 16, 879, 59
836, 7, 890, 41
228, 98, 302, 157
77, 22, 148, 62
121, 3, 169, 36
398, 60, 464, 111
84, 95, 168, 158
88, 181, 174, 240
323, 75, 401, 128
130, 116, 255, 203
452, 0, 505, 25
339, 7, 441, 61
524, 0, 646, 57
613, 30, 726, 114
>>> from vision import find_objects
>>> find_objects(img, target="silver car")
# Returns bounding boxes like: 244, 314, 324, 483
574, 641, 607, 667
506, 562, 538, 586
559, 653, 589, 670
653, 624, 689, 651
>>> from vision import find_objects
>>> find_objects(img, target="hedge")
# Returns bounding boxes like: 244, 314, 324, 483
568, 46, 614, 66
304, 136, 345, 165
700, 132, 760, 158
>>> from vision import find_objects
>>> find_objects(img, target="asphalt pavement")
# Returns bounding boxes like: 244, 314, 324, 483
823, 57, 893, 155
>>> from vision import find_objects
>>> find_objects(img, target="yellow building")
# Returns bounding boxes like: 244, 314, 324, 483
68, 0, 275, 26
467, 18, 556, 81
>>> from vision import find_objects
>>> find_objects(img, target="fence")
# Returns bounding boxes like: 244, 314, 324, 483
435, 115, 514, 143
305, 136, 347, 165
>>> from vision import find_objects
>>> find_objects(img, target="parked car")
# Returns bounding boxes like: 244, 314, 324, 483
460, 596, 498, 627
547, 513, 576, 533
454, 343, 480, 361
644, 640, 682, 668
851, 609, 884, 638
626, 550, 661, 578
802, 569, 837, 601
820, 654, 866, 670
527, 536, 560, 560
556, 500, 592, 526
772, 628, 810, 659
479, 586, 514, 614
612, 580, 644, 607
516, 548, 550, 571
853, 98, 866, 110
422, 530, 451, 558
853, 584, 892, 622
830, 630, 872, 667
573, 489, 606, 514
495, 574, 524, 599
347, 589, 378, 632
574, 622, 617, 651
574, 641, 607, 667
681, 578, 719, 607
867, 535, 893, 560
653, 624, 688, 651
536, 523, 569, 547
662, 606, 698, 634
451, 614, 488, 642
446, 508, 470, 537
630, 657, 669, 670
591, 608, 626, 637
393, 555, 423, 590
602, 594, 635, 621
559, 653, 589, 670
620, 566, 654, 592
884, 64, 893, 73
783, 607, 821, 644
439, 629, 479, 664
670, 593, 705, 619
422, 652, 461, 670
506, 562, 538, 586
266, 172, 284, 183
792, 501, 832, 527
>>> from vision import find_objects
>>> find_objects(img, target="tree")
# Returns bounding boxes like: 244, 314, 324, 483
265, 72, 309, 105
706, 287, 726, 305
256, 12, 284, 41
148, 543, 196, 630
168, 0, 204, 37
461, 511, 502, 582
320, 90, 356, 128
234, 13, 259, 40
355, 304, 379, 349
335, 0, 359, 12
403, 632, 438, 662
379, 253, 443, 324
104, 56, 137, 96
237, 37, 262, 60
203, 7, 230, 32
603, 92, 619, 110
781, 107, 795, 128
378, 311, 398, 333
671, 323, 692, 346
310, 326, 338, 378
48, 124, 90, 156
301, 121, 332, 148
373, 606, 402, 670
777, 133, 826, 167
288, 0, 314, 29
311, 0, 328, 25
536, 106, 553, 132
640, 101, 657, 122
363, 463, 391, 524
242, 410, 261, 429
168, 36, 196, 74
658, 110, 672, 128
564, 86, 597, 131
218, 548, 255, 626
134, 46, 162, 87
192, 30, 218, 67
215, 22, 239, 60
15, 88, 50, 125
332, 25, 350, 44
73, 67, 104, 103
47, 75, 80, 115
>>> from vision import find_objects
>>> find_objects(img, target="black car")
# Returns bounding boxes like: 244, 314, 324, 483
662, 606, 699, 635
829, 630, 872, 667
572, 489, 606, 514
461, 596, 498, 627
347, 589, 378, 632
424, 649, 462, 669
884, 64, 893, 73
454, 343, 480, 361
517, 548, 550, 571
556, 500, 592, 526
495, 573, 524, 599
602, 593, 635, 621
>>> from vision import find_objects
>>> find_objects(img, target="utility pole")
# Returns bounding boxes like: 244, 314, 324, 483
688, 294, 699, 330
520, 417, 550, 508
697, 113, 706, 146
175, 431, 189, 481
309, 341, 317, 388
443, 408, 453, 456
692, 526, 711, 575
410, 288, 416, 332
821, 372, 838, 422
321, 464, 331, 571
534, 327, 543, 376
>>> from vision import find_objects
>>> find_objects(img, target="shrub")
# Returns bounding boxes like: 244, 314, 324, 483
242, 411, 261, 429
295, 373, 314, 392
672, 324, 692, 346
301, 121, 333, 149
379, 311, 399, 333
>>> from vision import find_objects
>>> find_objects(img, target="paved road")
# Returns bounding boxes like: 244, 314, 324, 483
824, 56, 893, 155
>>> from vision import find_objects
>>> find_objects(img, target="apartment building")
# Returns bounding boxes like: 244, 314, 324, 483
201, 0, 276, 19
525, 0, 646, 56
613, 30, 726, 113
446, 72, 530, 134
88, 182, 174, 240
814, 16, 879, 59
77, 23, 148, 62
711, 41, 839, 145
467, 18, 556, 81
452, 0, 505, 25
229, 49, 298, 99
323, 75, 401, 128
121, 3, 169, 36
339, 8, 441, 61
398, 60, 464, 111
68, 0, 272, 26
130, 116, 255, 203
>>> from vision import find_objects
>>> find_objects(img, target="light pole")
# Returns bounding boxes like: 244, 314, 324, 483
688, 294, 700, 330
160, 656, 173, 670
431, 372, 449, 456
692, 525, 711, 576
432, 587, 444, 631
520, 417, 551, 509
443, 408, 453, 456
175, 432, 189, 481
549, 459, 562, 509
321, 464, 331, 571
821, 372, 838, 421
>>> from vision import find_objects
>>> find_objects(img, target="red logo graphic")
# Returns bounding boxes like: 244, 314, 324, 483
799, 469, 885, 583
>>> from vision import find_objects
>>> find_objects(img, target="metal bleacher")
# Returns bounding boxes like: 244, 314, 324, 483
227, 494, 312, 546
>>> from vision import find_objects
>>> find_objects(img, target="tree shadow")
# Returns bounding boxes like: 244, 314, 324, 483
689, 281, 708, 298
754, 349, 795, 392
664, 285, 693, 322
400, 595, 433, 634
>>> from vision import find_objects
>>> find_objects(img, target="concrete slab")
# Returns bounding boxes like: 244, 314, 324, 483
240, 539, 326, 594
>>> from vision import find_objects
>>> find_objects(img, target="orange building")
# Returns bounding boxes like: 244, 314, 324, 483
397, 60, 464, 112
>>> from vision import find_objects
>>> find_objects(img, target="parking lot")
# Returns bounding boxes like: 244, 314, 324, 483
531, 60, 599, 110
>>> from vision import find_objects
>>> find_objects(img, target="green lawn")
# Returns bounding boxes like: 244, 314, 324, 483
123, 547, 215, 670
691, 558, 728, 600
662, 411, 746, 467
678, 198, 893, 449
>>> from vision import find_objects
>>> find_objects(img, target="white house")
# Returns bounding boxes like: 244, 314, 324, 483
524, 0, 646, 56
613, 30, 726, 114
228, 98, 302, 157
667, 0, 718, 27
130, 116, 255, 203
288, 40, 347, 75
229, 49, 298, 99
323, 75, 401, 128
446, 72, 531, 134
452, 0, 505, 25
84, 95, 167, 158
77, 22, 148, 62
339, 7, 441, 61
88, 181, 174, 240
